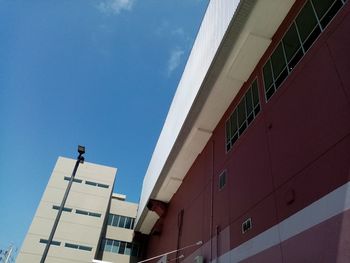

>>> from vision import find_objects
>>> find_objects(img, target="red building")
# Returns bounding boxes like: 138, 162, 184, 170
136, 0, 350, 262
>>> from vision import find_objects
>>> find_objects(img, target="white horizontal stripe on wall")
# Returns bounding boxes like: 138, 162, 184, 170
212, 182, 350, 263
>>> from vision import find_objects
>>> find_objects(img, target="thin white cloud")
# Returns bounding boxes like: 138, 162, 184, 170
171, 27, 185, 37
167, 48, 184, 76
97, 0, 135, 15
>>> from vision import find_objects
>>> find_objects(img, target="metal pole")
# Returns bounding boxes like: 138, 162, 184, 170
40, 147, 85, 263
4, 244, 13, 263
137, 241, 202, 263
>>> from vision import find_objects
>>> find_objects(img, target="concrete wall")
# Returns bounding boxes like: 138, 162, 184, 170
17, 157, 116, 263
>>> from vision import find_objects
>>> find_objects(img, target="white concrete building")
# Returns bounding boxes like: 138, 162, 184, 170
98, 193, 139, 263
17, 157, 139, 263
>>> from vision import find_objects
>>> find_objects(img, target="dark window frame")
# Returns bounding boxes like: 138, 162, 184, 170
263, 0, 346, 101
225, 79, 260, 152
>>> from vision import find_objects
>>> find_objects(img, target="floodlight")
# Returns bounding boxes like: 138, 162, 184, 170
78, 145, 85, 155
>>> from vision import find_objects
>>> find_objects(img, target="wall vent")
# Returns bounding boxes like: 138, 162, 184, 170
218, 170, 227, 190
242, 218, 252, 234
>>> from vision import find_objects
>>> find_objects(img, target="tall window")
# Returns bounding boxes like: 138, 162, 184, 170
225, 79, 260, 152
263, 0, 346, 100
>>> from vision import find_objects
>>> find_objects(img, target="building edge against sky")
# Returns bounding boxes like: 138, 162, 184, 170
136, 0, 350, 262
17, 157, 140, 263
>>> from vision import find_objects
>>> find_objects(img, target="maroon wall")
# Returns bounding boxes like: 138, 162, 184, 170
145, 0, 350, 261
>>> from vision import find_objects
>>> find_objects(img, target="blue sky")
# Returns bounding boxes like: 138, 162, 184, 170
0, 0, 208, 252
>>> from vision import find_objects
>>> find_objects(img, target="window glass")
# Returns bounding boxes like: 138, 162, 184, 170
112, 215, 120, 227
79, 245, 92, 251
52, 205, 72, 212
245, 89, 253, 116
226, 141, 231, 152
251, 80, 259, 107
125, 217, 132, 229
296, 1, 318, 42
312, 0, 335, 19
125, 243, 132, 255
119, 216, 126, 228
237, 100, 246, 127
108, 214, 113, 225
225, 122, 230, 144
66, 177, 82, 183
225, 79, 260, 151
105, 239, 113, 252
90, 212, 101, 218
119, 241, 126, 254
65, 243, 78, 249
76, 209, 88, 215
130, 218, 135, 229
266, 85, 274, 100
230, 110, 238, 136
85, 181, 97, 186
263, 61, 273, 90
271, 43, 286, 79
97, 183, 109, 189
283, 23, 301, 62
40, 239, 60, 246
262, 0, 345, 102
319, 0, 343, 28
112, 240, 120, 253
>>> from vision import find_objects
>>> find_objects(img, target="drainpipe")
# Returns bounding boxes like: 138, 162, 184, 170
210, 139, 215, 262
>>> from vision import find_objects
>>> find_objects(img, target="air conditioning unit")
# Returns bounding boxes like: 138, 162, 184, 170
194, 255, 203, 263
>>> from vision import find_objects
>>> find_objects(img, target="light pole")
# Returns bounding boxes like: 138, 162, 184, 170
40, 145, 85, 263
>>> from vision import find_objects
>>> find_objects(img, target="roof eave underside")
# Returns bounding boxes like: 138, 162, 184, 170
136, 0, 296, 234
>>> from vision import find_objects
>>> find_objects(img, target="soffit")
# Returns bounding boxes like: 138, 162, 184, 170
136, 0, 295, 234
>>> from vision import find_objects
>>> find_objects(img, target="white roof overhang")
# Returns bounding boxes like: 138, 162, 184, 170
136, 0, 295, 234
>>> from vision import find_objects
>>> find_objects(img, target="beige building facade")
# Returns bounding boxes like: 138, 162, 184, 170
98, 193, 139, 263
17, 157, 139, 263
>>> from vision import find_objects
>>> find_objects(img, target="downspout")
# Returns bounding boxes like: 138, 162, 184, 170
176, 209, 184, 263
210, 139, 215, 262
